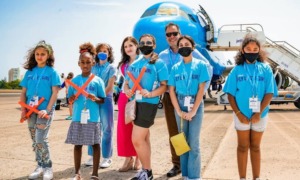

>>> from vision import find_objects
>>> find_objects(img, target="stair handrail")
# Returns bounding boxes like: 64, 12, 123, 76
218, 23, 264, 33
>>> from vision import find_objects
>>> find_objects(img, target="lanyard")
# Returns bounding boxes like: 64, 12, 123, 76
180, 60, 193, 95
34, 66, 47, 95
80, 75, 90, 109
244, 62, 258, 97
168, 48, 180, 67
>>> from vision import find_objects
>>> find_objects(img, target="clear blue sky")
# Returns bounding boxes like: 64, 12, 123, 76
0, 0, 299, 80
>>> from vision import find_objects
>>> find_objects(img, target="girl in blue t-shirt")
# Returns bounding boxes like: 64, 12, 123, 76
223, 34, 277, 180
65, 43, 106, 180
85, 43, 117, 168
20, 40, 61, 180
168, 35, 210, 180
124, 34, 168, 180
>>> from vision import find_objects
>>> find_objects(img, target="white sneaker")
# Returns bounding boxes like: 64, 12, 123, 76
28, 166, 43, 179
43, 167, 53, 180
100, 158, 112, 168
85, 157, 93, 166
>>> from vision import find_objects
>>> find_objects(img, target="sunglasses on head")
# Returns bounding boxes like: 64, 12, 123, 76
139, 41, 153, 46
166, 32, 179, 37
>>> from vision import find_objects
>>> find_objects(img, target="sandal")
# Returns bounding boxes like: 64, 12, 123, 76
90, 175, 99, 180
118, 157, 134, 172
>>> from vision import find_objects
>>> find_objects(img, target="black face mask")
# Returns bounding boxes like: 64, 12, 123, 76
243, 52, 259, 63
139, 46, 154, 55
178, 47, 193, 57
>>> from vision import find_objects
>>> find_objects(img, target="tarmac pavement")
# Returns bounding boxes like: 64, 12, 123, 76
0, 93, 299, 180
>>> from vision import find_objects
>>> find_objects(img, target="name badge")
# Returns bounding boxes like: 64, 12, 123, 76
135, 90, 142, 100
184, 96, 191, 107
29, 96, 39, 107
249, 97, 260, 112
81, 109, 90, 124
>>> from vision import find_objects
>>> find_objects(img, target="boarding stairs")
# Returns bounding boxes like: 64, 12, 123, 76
197, 5, 300, 108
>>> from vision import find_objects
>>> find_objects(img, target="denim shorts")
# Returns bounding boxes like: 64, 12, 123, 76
233, 113, 268, 132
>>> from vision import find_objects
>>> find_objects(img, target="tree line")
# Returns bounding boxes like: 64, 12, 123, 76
0, 79, 22, 89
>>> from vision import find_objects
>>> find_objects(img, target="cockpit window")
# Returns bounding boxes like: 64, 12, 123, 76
141, 8, 157, 18
140, 3, 197, 23
157, 5, 178, 16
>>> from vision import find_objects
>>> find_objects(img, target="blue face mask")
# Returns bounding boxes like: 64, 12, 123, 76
97, 52, 108, 61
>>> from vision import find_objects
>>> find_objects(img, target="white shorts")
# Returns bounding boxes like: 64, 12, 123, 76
233, 113, 268, 132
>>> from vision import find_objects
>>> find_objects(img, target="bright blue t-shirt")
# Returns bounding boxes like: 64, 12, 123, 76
159, 48, 212, 91
68, 74, 106, 123
125, 56, 168, 104
20, 66, 61, 110
223, 62, 278, 119
92, 62, 117, 97
168, 58, 210, 98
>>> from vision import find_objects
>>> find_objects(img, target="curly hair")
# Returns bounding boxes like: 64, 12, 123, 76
79, 42, 96, 61
118, 36, 140, 68
95, 43, 114, 64
139, 34, 158, 64
235, 33, 268, 65
23, 40, 55, 70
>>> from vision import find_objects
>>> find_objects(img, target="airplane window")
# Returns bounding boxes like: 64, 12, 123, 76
141, 8, 158, 18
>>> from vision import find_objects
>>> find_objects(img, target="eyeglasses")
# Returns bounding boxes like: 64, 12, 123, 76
166, 32, 179, 37
139, 41, 153, 46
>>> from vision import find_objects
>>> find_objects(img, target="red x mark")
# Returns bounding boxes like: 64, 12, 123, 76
66, 74, 95, 103
127, 67, 147, 92
19, 97, 49, 123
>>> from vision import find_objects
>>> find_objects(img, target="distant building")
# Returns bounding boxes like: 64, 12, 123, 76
8, 68, 20, 82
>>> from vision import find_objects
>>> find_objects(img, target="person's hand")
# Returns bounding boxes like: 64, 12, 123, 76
141, 89, 151, 98
21, 109, 27, 120
87, 94, 97, 101
237, 113, 250, 124
38, 110, 49, 119
251, 113, 261, 124
184, 111, 196, 121
68, 95, 76, 104
125, 89, 134, 98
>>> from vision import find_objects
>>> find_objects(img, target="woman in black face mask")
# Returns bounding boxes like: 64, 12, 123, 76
168, 35, 211, 180
223, 34, 277, 180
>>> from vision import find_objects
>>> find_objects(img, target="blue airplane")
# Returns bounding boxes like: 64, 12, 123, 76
132, 1, 227, 86
132, 1, 300, 109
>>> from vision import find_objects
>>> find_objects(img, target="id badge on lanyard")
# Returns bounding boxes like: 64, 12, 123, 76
135, 90, 142, 100
81, 109, 90, 124
29, 96, 39, 107
249, 97, 260, 112
184, 96, 194, 112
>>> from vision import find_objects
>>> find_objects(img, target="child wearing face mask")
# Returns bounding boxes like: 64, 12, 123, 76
124, 34, 168, 180
85, 43, 117, 168
168, 35, 210, 180
223, 34, 277, 180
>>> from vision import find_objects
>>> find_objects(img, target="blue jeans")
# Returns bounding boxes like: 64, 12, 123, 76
88, 97, 114, 158
174, 100, 204, 179
28, 113, 53, 168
